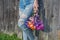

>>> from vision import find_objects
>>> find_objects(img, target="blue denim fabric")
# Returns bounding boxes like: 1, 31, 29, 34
19, 0, 34, 9
18, 0, 34, 40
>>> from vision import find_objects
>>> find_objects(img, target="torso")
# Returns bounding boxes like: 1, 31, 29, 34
19, 0, 34, 9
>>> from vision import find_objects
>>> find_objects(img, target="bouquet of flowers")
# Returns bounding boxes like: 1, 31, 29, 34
25, 13, 44, 30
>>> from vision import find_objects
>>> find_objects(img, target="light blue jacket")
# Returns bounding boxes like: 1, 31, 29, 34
18, 0, 34, 26
19, 0, 34, 9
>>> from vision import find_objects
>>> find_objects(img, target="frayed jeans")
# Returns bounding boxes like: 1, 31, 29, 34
18, 3, 34, 40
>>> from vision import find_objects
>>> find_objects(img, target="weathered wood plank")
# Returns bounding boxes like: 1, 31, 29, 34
43, 0, 60, 40
0, 0, 19, 33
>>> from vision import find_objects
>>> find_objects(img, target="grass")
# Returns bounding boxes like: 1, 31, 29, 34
0, 32, 22, 40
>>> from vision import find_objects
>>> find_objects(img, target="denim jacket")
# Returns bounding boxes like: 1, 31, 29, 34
19, 0, 34, 9
18, 0, 34, 26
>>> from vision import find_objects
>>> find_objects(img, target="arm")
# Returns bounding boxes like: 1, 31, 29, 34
33, 0, 39, 13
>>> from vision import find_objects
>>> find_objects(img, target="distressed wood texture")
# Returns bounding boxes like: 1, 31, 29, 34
0, 0, 19, 33
0, 0, 60, 40
39, 0, 60, 40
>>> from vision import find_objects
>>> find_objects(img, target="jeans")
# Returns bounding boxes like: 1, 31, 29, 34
18, 3, 34, 40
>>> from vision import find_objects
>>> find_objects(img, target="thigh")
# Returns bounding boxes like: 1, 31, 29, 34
20, 24, 34, 40
22, 24, 34, 40
24, 27, 34, 40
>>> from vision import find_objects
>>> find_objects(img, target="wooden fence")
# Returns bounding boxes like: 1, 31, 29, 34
40, 0, 60, 40
0, 0, 60, 40
0, 0, 19, 33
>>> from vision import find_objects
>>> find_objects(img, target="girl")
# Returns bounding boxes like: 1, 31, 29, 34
18, 0, 38, 40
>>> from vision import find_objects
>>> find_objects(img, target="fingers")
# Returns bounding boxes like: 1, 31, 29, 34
33, 6, 38, 13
